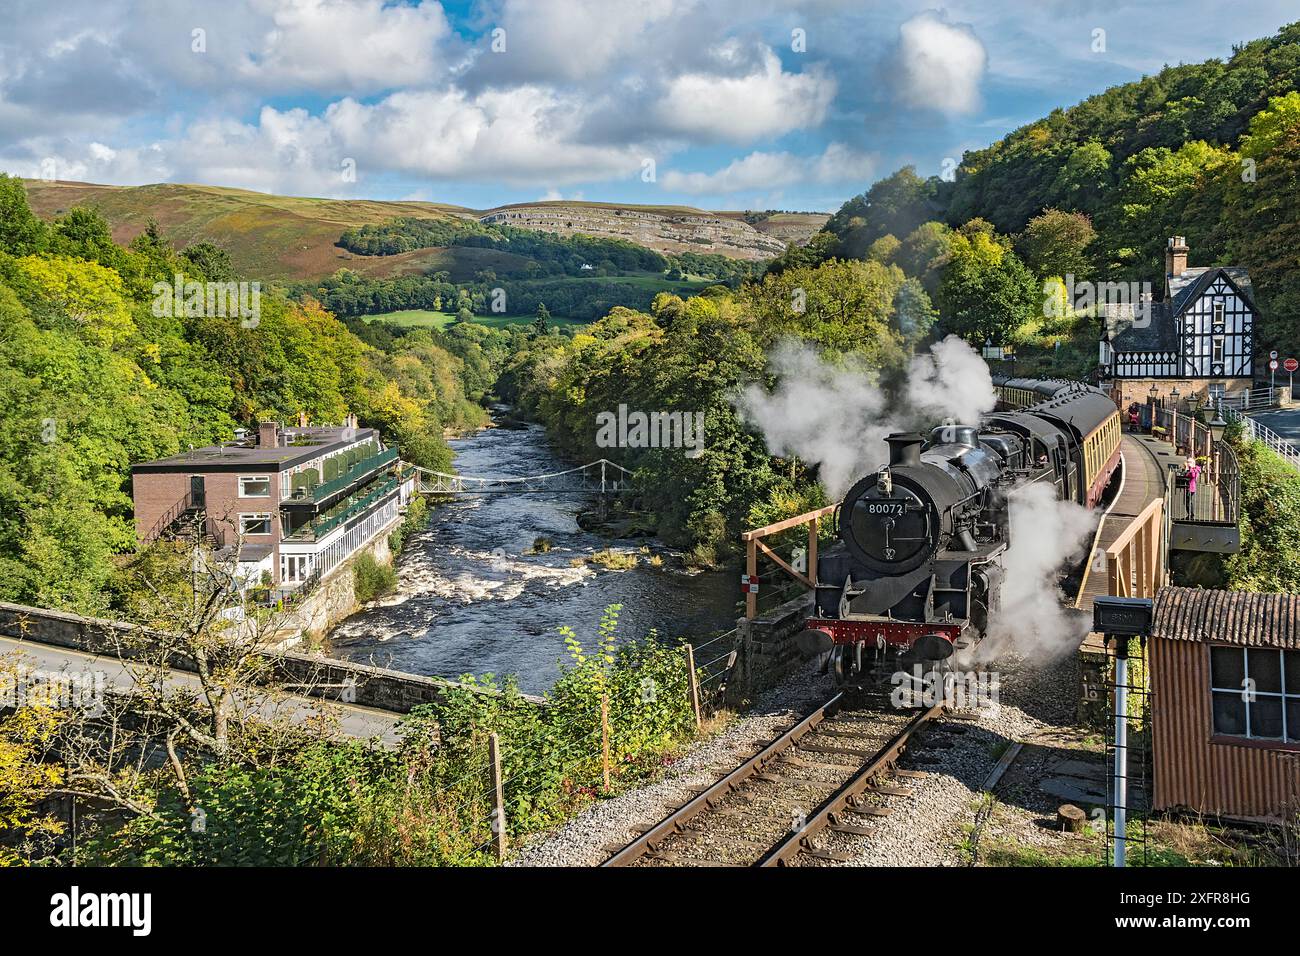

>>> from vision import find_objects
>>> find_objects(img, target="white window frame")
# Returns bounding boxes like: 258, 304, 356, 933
239, 513, 273, 536
1212, 335, 1225, 365
239, 475, 272, 498
1213, 301, 1225, 324
1209, 646, 1299, 743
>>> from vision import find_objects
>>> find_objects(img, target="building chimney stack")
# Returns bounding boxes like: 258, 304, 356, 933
258, 420, 280, 449
1166, 236, 1189, 278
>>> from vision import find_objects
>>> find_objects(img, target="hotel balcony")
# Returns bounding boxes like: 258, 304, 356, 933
282, 473, 403, 543
281, 446, 400, 513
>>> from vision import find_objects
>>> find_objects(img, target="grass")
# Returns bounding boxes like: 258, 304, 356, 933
587, 549, 639, 571
967, 807, 1288, 867
362, 309, 587, 330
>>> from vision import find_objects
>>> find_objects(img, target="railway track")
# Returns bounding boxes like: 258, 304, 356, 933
602, 693, 943, 867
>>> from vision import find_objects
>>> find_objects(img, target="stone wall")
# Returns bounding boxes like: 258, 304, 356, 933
0, 601, 542, 713
727, 595, 814, 705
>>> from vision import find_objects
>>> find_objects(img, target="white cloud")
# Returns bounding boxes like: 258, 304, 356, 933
233, 0, 453, 91
0, 140, 169, 184
479, 0, 682, 82
111, 0, 455, 96
653, 46, 836, 142
662, 142, 876, 194
134, 86, 652, 195
893, 11, 987, 115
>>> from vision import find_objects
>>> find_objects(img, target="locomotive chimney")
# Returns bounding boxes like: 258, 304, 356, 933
885, 432, 924, 467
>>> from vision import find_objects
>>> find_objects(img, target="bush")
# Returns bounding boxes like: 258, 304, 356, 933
68, 605, 700, 866
1222, 439, 1300, 592
388, 495, 430, 554
587, 548, 637, 570
354, 551, 398, 603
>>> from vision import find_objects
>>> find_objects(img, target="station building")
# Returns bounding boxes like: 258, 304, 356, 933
131, 416, 414, 597
1099, 237, 1257, 410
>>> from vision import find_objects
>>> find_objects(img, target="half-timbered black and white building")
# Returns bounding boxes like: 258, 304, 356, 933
1101, 236, 1256, 409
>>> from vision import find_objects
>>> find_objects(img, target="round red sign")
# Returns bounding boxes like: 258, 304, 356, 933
1286, 358, 1299, 372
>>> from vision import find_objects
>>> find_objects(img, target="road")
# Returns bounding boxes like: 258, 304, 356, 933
1247, 406, 1300, 444
0, 635, 403, 745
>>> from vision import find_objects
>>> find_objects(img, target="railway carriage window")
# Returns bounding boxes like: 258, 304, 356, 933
1210, 646, 1300, 742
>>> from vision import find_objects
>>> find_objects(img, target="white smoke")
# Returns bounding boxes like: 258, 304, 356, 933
971, 480, 1098, 665
734, 334, 997, 497
905, 334, 997, 424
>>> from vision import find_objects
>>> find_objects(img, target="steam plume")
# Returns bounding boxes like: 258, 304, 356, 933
970, 480, 1097, 664
734, 335, 996, 497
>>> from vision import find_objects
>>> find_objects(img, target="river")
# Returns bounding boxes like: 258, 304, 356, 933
325, 418, 739, 694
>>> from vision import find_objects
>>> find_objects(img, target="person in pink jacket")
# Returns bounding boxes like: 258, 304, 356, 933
1183, 456, 1203, 513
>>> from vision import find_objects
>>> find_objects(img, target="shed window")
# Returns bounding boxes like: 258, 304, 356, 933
1210, 646, 1300, 743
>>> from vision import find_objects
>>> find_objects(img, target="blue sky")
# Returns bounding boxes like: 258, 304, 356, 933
1, 0, 1298, 212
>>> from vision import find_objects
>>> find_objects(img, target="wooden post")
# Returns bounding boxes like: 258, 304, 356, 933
807, 516, 818, 590
685, 643, 702, 729
600, 693, 611, 793
745, 538, 757, 620
488, 733, 507, 860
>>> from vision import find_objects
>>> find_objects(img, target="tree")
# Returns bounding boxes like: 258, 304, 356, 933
532, 302, 551, 336
1017, 209, 1097, 281
938, 227, 1040, 346
824, 167, 942, 259
893, 278, 938, 346
0, 174, 48, 256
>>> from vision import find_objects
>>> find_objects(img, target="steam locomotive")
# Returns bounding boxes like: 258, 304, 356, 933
796, 378, 1121, 686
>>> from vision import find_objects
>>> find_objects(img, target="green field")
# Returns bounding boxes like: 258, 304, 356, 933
362, 309, 587, 330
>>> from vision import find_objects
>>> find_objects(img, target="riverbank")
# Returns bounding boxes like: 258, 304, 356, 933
325, 417, 737, 693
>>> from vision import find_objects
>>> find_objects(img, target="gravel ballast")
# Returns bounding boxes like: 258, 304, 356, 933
509, 649, 1090, 867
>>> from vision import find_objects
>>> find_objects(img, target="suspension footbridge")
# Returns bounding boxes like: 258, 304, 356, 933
412, 458, 634, 495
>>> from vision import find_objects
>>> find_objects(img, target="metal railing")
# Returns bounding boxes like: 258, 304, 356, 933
1169, 440, 1239, 524
283, 475, 401, 541
1152, 406, 1214, 462
287, 447, 399, 503
1219, 386, 1280, 414
1215, 397, 1300, 472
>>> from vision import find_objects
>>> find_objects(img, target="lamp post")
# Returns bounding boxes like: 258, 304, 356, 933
1170, 387, 1180, 451
1210, 414, 1227, 508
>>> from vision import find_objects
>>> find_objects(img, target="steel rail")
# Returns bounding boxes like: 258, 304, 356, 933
755, 702, 941, 866
601, 692, 845, 866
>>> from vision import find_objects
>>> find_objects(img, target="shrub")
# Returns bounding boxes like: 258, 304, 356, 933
354, 552, 398, 603
588, 548, 637, 570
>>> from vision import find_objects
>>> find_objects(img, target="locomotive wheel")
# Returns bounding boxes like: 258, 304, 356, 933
829, 645, 856, 687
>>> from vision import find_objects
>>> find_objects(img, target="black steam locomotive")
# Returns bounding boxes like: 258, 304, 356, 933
797, 378, 1121, 686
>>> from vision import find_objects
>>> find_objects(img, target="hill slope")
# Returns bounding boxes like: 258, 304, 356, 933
22, 181, 825, 283
820, 19, 1300, 356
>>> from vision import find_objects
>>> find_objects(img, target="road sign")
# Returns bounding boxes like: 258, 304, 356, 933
1284, 358, 1298, 372
1271, 350, 1279, 360
1270, 359, 1279, 370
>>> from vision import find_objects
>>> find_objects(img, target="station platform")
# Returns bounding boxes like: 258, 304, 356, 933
1075, 433, 1167, 616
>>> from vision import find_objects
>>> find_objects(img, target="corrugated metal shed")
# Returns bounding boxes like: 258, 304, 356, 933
1153, 587, 1300, 649
1149, 587, 1300, 822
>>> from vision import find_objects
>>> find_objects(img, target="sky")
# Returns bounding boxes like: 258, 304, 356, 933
1, 0, 1298, 213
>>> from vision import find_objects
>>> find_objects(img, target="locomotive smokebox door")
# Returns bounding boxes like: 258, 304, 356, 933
1092, 596, 1154, 637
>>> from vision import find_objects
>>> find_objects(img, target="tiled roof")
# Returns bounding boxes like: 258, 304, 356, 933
1105, 301, 1177, 351
1153, 587, 1300, 649
1168, 266, 1257, 315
